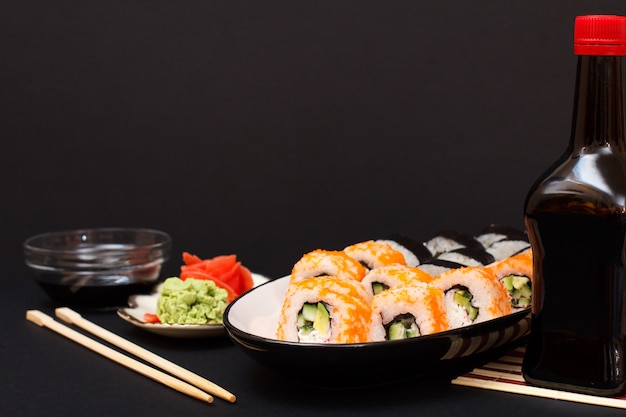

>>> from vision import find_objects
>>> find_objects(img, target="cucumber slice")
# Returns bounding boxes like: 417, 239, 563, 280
502, 275, 514, 291
301, 303, 317, 322
372, 282, 389, 295
387, 315, 420, 340
405, 327, 419, 338
519, 285, 532, 298
512, 276, 530, 290
388, 322, 406, 340
467, 305, 478, 321
454, 289, 472, 307
504, 275, 532, 308
452, 288, 479, 321
296, 313, 306, 328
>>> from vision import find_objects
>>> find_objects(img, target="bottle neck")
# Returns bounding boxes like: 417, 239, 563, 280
571, 55, 625, 150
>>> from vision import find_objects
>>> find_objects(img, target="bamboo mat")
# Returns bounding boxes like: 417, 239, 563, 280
451, 346, 626, 409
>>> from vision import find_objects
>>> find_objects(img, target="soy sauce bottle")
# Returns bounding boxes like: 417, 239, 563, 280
522, 15, 626, 397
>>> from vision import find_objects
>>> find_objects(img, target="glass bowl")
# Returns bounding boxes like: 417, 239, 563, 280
24, 228, 172, 309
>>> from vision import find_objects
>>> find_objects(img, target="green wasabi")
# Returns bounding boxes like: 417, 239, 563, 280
156, 277, 228, 324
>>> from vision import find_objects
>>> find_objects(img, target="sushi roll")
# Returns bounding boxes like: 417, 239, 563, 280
430, 266, 511, 329
276, 276, 372, 344
475, 224, 528, 248
424, 230, 483, 258
485, 239, 531, 261
361, 264, 435, 297
377, 234, 433, 267
416, 259, 464, 277
486, 249, 533, 310
343, 240, 407, 270
290, 249, 367, 283
436, 246, 495, 267
476, 225, 530, 261
370, 284, 450, 341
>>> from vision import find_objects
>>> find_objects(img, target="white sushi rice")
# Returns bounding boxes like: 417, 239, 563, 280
486, 240, 531, 261
437, 251, 485, 267
475, 233, 507, 248
443, 289, 475, 328
416, 263, 454, 277
424, 236, 466, 257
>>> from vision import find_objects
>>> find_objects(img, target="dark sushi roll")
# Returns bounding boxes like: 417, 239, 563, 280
437, 246, 496, 267
377, 234, 433, 267
416, 258, 464, 277
475, 224, 529, 249
485, 239, 531, 261
424, 230, 483, 258
475, 225, 530, 261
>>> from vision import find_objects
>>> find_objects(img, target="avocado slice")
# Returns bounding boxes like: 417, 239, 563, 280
313, 302, 330, 335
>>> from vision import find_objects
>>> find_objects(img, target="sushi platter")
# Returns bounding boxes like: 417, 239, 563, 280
224, 276, 530, 387
223, 225, 533, 387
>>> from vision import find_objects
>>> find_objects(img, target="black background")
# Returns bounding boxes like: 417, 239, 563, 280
4, 0, 624, 279
3, 2, 626, 417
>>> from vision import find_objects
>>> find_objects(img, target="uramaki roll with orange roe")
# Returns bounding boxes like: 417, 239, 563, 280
430, 266, 511, 329
370, 283, 449, 342
485, 249, 533, 311
361, 264, 434, 298
276, 276, 372, 344
290, 249, 366, 283
343, 240, 407, 270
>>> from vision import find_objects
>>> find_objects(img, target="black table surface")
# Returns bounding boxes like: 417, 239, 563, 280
4, 0, 626, 415
3, 259, 625, 417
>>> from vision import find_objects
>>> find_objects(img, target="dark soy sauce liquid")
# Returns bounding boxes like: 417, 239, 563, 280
37, 278, 155, 309
524, 204, 626, 395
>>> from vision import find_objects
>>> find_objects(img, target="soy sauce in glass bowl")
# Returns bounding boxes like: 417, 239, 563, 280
24, 228, 171, 310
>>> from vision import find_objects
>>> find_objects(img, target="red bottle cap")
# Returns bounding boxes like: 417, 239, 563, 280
574, 15, 626, 56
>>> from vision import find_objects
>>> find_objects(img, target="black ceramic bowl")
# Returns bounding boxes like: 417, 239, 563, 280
24, 228, 171, 309
223, 276, 530, 388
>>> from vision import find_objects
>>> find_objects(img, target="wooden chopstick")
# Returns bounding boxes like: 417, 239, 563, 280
452, 376, 626, 409
54, 307, 236, 403
26, 310, 214, 404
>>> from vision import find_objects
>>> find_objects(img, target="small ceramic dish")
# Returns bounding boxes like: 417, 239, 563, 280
117, 273, 269, 338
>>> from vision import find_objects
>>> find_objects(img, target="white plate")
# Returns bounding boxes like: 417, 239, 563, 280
117, 273, 270, 338
224, 275, 531, 387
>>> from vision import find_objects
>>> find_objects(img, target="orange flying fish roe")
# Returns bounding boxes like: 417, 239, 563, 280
344, 240, 407, 269
290, 249, 367, 283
